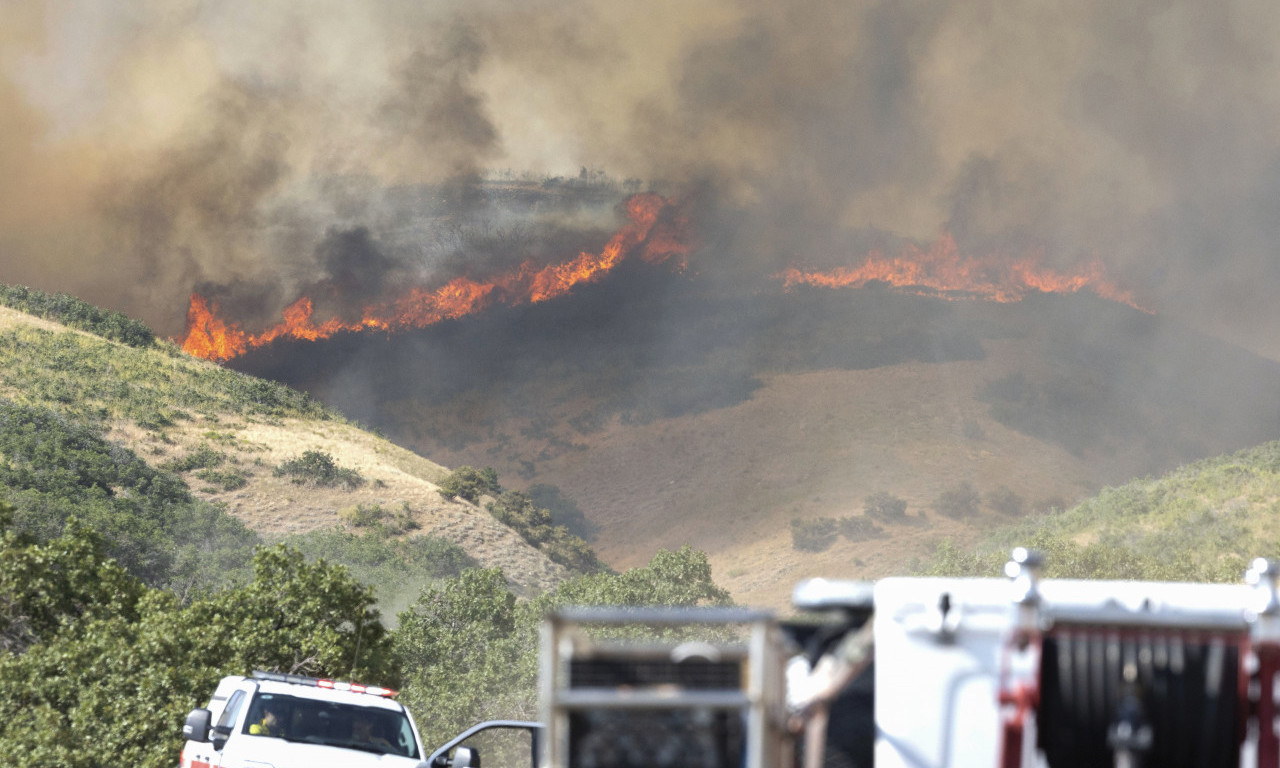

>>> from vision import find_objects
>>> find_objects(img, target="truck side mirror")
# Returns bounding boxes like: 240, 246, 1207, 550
452, 746, 481, 768
211, 723, 233, 751
183, 709, 213, 743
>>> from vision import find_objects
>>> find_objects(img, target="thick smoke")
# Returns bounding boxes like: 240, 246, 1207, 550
3, 0, 1280, 356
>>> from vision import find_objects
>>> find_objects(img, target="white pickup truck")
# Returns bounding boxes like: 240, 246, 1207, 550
180, 671, 430, 768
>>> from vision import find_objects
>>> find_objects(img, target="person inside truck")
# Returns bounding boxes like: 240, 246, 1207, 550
249, 702, 284, 737
351, 712, 395, 752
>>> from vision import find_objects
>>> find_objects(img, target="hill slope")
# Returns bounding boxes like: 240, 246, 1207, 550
0, 303, 568, 594
922, 439, 1280, 582
412, 339, 1097, 607
231, 276, 1280, 608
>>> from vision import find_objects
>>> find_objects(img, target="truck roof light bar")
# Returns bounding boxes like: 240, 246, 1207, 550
251, 670, 398, 698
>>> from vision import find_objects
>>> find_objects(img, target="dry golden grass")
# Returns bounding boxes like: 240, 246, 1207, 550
0, 305, 85, 335
415, 339, 1096, 608
0, 307, 570, 594
119, 414, 571, 594
0, 302, 1101, 606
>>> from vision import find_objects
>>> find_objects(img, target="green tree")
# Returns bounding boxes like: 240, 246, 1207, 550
0, 506, 142, 654
527, 483, 598, 541
394, 569, 533, 748
933, 481, 981, 519
539, 545, 730, 608
395, 546, 731, 749
864, 491, 907, 521
488, 490, 605, 573
274, 450, 365, 489
184, 545, 393, 680
986, 485, 1025, 517
0, 284, 156, 348
790, 517, 838, 552
437, 465, 500, 503
0, 518, 391, 768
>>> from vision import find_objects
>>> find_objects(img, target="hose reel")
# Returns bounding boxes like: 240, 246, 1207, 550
998, 553, 1280, 768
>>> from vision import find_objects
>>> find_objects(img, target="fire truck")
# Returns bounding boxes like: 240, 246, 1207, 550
526, 549, 1280, 768
179, 670, 430, 768
185, 549, 1280, 768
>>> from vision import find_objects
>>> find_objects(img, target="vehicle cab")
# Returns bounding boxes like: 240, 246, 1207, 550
181, 671, 428, 768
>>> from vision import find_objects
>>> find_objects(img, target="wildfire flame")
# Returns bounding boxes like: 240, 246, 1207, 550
180, 193, 691, 361
181, 200, 1148, 363
776, 233, 1148, 311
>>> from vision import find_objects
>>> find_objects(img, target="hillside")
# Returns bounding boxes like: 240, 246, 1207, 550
0, 289, 738, 768
0, 302, 569, 595
231, 271, 1280, 608
921, 439, 1280, 582
404, 339, 1097, 607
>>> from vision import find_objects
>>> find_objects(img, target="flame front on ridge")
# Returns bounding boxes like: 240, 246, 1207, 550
180, 201, 1148, 363
180, 193, 691, 362
775, 233, 1147, 312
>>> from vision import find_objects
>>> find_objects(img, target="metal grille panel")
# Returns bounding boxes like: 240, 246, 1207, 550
568, 659, 742, 690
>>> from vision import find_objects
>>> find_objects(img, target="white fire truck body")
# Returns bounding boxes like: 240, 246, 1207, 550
535, 554, 1280, 768
180, 671, 428, 768
873, 576, 1255, 767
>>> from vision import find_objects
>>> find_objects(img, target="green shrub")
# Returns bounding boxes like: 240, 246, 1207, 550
986, 485, 1025, 516
164, 445, 226, 472
864, 491, 907, 521
0, 529, 390, 768
280, 526, 478, 611
933, 481, 981, 519
527, 483, 598, 541
437, 465, 500, 503
397, 546, 731, 751
194, 468, 248, 492
0, 284, 156, 347
274, 450, 365, 490
790, 517, 838, 552
135, 410, 175, 431
0, 321, 339, 427
392, 502, 422, 533
0, 399, 259, 591
340, 503, 386, 528
487, 490, 606, 573
836, 515, 883, 541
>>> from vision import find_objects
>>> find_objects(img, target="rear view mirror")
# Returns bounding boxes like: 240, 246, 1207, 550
211, 723, 232, 751
183, 709, 212, 743
453, 746, 481, 768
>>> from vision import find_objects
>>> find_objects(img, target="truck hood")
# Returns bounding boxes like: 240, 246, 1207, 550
229, 739, 425, 768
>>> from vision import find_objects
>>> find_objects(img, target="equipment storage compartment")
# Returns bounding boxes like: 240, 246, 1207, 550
541, 607, 791, 768
873, 565, 1259, 768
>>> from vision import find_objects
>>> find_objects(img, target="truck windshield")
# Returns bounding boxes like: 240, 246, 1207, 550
242, 692, 419, 759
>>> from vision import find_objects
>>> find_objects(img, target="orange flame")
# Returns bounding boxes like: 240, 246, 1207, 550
180, 193, 691, 361
776, 233, 1148, 311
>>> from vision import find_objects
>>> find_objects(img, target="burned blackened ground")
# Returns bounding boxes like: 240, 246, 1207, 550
232, 263, 979, 438
230, 257, 1280, 488
972, 295, 1280, 472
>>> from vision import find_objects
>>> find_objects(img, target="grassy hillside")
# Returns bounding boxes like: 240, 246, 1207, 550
918, 440, 1280, 582
0, 293, 575, 601
0, 287, 736, 767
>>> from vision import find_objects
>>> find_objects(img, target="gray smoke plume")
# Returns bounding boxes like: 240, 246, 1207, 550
2, 0, 1280, 357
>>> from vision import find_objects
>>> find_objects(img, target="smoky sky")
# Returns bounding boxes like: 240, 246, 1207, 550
4, 0, 1280, 357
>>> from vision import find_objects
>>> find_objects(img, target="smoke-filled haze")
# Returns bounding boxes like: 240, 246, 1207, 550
4, 0, 1280, 357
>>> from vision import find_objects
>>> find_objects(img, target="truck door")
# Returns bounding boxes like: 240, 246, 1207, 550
208, 688, 248, 766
